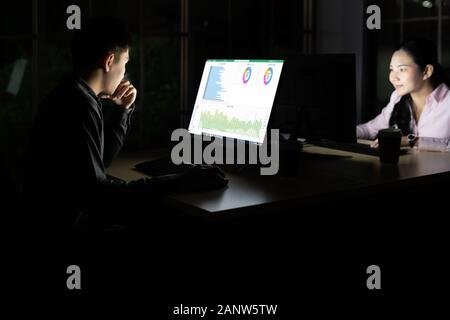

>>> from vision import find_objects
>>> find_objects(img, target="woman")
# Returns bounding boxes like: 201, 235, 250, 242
357, 38, 450, 151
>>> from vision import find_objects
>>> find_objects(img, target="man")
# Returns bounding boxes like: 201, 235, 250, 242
24, 17, 227, 234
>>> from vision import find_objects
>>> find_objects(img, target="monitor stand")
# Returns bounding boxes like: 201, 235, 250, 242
215, 138, 304, 177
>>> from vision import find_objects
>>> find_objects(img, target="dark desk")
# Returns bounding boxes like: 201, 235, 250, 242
105, 144, 450, 298
107, 144, 450, 216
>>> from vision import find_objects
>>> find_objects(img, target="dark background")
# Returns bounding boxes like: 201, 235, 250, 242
1, 0, 450, 301
3, 0, 450, 192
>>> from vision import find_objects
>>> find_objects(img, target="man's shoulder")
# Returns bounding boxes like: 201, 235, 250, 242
39, 75, 99, 115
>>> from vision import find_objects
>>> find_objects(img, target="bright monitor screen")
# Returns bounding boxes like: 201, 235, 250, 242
188, 59, 284, 144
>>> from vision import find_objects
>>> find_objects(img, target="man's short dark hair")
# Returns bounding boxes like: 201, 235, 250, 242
72, 16, 132, 73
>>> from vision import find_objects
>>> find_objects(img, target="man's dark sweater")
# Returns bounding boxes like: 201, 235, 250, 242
24, 74, 173, 230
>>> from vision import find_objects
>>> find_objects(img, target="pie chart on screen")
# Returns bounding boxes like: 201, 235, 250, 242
264, 67, 273, 85
243, 67, 252, 84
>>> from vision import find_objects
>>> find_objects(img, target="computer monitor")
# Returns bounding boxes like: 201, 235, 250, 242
273, 54, 356, 143
188, 59, 284, 144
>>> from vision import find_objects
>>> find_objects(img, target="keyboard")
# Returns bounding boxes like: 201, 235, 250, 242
134, 156, 194, 177
311, 140, 407, 156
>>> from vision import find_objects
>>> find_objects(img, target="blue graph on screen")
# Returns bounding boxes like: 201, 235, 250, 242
203, 66, 226, 101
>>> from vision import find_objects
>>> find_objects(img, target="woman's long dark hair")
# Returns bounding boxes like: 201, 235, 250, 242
389, 38, 449, 135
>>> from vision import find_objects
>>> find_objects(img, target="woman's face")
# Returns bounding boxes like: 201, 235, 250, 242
389, 49, 425, 96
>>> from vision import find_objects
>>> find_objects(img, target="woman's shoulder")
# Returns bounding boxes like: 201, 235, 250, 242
433, 83, 450, 102
388, 90, 402, 104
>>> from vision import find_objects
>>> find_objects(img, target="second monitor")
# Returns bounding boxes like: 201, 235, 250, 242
273, 54, 357, 143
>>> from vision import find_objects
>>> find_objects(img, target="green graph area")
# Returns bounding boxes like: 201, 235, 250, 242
199, 110, 263, 138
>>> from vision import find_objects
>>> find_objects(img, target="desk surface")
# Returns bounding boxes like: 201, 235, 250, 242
107, 144, 450, 216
